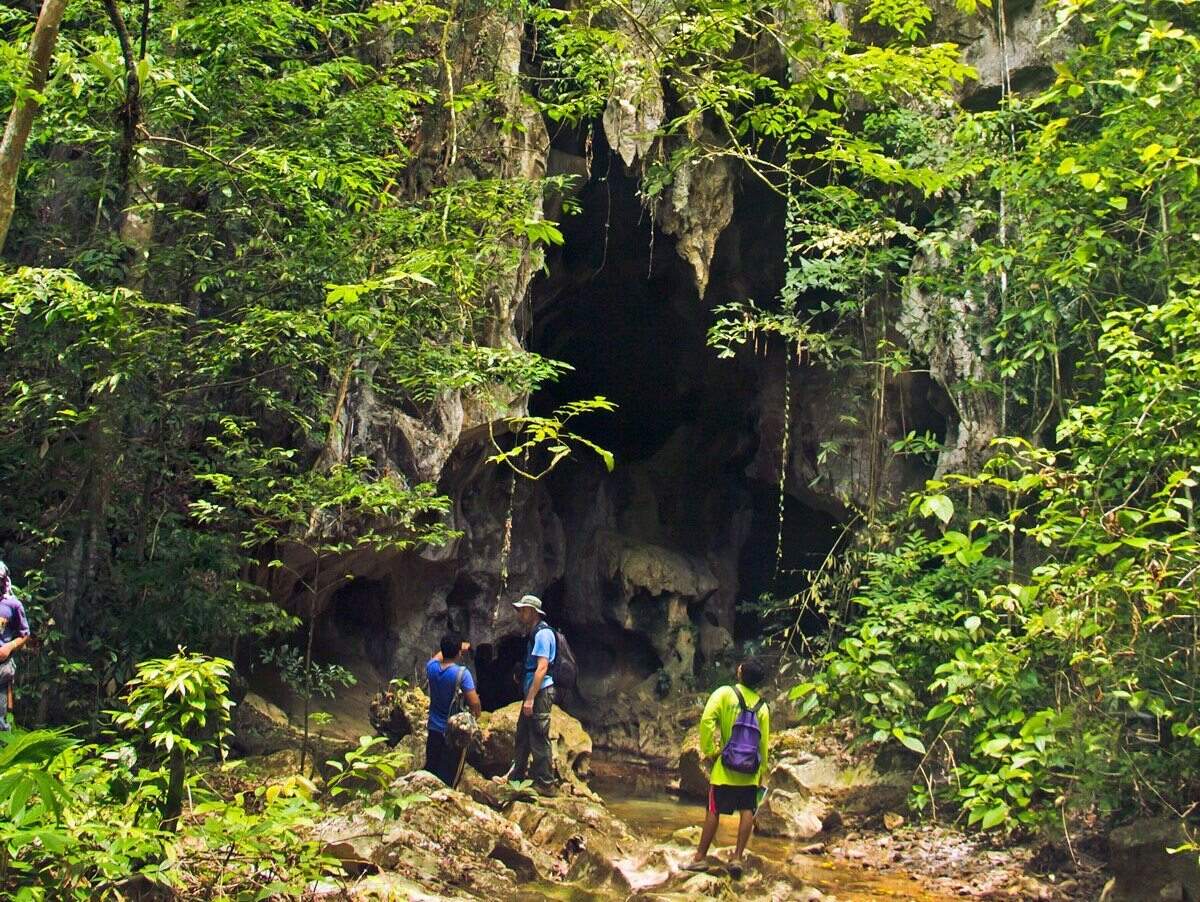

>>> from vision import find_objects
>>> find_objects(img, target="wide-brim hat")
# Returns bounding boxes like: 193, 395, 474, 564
512, 594, 544, 613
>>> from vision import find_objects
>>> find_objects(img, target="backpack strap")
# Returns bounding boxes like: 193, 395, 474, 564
732, 685, 764, 715
453, 665, 467, 693
534, 622, 557, 664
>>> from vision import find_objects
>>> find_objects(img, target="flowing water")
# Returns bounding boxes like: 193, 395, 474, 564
573, 761, 963, 901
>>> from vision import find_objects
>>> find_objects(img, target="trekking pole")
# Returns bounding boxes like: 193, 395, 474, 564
452, 744, 468, 788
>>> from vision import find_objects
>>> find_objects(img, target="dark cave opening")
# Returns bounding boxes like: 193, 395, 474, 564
324, 577, 394, 673
524, 126, 848, 691
474, 635, 529, 711
735, 487, 842, 642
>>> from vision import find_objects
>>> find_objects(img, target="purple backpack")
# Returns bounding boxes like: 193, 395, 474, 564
720, 687, 765, 774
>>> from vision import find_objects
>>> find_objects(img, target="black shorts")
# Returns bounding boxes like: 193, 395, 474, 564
708, 783, 759, 814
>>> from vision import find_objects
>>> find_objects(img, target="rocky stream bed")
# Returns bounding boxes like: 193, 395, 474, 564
222, 686, 1185, 902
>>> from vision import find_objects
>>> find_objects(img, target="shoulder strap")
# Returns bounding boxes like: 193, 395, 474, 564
750, 698, 764, 715
731, 685, 749, 711
453, 665, 467, 692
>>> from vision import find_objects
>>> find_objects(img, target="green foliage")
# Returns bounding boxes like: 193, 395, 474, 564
489, 396, 618, 477
261, 645, 357, 710
1, 0, 567, 716
641, 0, 1191, 839
326, 735, 427, 818
111, 651, 234, 760
0, 656, 340, 897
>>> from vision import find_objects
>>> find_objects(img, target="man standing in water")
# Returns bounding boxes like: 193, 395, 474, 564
425, 632, 482, 787
499, 594, 558, 796
685, 658, 770, 873
0, 561, 32, 731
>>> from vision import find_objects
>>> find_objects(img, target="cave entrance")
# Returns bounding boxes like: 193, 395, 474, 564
323, 576, 394, 673
525, 125, 847, 700
474, 635, 527, 711
736, 487, 841, 642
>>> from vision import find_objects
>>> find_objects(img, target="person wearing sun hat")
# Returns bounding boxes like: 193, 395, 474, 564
498, 594, 559, 795
0, 561, 31, 731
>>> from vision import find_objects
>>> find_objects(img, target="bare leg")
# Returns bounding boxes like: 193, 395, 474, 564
734, 809, 754, 859
692, 807, 721, 863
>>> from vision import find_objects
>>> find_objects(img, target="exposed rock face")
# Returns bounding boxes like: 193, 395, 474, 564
231, 692, 356, 769
900, 217, 1000, 477
677, 726, 709, 799
1102, 818, 1200, 902
257, 0, 1072, 752
471, 701, 594, 781
655, 148, 737, 298
955, 0, 1076, 99
603, 56, 665, 169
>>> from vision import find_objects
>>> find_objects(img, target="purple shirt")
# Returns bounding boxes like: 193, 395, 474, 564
0, 595, 30, 645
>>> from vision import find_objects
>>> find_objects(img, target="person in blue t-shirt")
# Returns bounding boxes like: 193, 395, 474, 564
424, 632, 481, 787
497, 594, 558, 796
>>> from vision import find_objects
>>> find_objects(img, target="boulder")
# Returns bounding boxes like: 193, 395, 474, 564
677, 727, 710, 799
471, 701, 592, 779
368, 682, 429, 745
318, 770, 557, 896
1102, 818, 1200, 902
755, 788, 828, 840
231, 692, 355, 768
232, 692, 295, 756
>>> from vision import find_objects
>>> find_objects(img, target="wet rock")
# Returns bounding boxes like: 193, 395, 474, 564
488, 838, 538, 881
565, 847, 635, 895
507, 792, 637, 866
470, 701, 592, 780
1103, 818, 1200, 902
343, 873, 459, 901
672, 825, 702, 844
679, 871, 736, 897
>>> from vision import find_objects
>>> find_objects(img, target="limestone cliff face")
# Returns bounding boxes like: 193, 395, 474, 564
280, 0, 1068, 747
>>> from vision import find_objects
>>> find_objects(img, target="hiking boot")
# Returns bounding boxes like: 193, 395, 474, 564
534, 782, 559, 798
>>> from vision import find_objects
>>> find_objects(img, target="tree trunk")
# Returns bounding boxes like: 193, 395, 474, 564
162, 745, 185, 831
299, 559, 319, 774
0, 0, 70, 252
102, 0, 142, 233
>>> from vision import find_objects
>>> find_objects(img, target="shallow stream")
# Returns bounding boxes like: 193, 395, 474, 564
566, 762, 962, 901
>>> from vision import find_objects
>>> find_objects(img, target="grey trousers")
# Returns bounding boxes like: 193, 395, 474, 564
511, 685, 555, 785
0, 659, 14, 731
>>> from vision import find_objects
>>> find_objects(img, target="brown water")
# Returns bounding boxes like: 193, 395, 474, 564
584, 763, 962, 902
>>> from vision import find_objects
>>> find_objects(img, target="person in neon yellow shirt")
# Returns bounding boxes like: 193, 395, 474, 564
684, 658, 770, 872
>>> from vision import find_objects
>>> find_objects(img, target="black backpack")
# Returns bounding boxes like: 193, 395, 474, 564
534, 622, 577, 692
